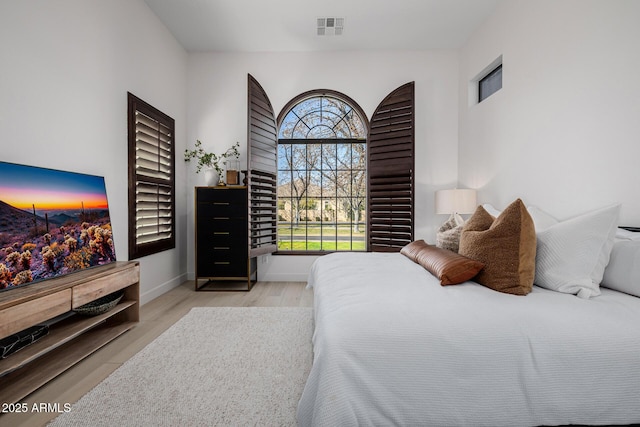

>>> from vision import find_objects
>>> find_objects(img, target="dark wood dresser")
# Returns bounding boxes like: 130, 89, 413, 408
195, 186, 257, 291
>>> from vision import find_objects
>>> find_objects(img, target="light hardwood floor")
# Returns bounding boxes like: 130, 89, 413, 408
1, 280, 312, 427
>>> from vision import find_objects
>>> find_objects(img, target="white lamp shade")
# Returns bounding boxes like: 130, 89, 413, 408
435, 189, 477, 214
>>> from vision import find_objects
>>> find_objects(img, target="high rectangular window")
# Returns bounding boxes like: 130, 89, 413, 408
479, 64, 502, 102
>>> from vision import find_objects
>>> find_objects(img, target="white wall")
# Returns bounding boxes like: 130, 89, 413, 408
0, 0, 188, 304
458, 0, 640, 224
5, 0, 635, 292
187, 51, 460, 281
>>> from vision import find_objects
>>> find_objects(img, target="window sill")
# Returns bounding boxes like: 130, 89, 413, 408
273, 250, 367, 256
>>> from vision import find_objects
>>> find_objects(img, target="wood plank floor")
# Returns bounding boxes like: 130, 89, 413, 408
1, 280, 312, 427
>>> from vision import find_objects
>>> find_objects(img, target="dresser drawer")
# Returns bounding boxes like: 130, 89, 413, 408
197, 258, 247, 278
197, 202, 246, 220
197, 231, 247, 245
198, 244, 246, 260
198, 218, 247, 238
196, 187, 246, 203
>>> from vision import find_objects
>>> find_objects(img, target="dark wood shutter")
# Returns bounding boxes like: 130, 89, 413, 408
247, 75, 278, 257
127, 92, 175, 259
367, 82, 415, 252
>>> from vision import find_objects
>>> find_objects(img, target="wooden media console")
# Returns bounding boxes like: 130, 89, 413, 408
0, 261, 139, 404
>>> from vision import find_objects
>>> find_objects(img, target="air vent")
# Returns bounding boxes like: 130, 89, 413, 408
317, 17, 344, 36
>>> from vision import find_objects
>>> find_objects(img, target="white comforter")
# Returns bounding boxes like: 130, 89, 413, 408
297, 252, 640, 426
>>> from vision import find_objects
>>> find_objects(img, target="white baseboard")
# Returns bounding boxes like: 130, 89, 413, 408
140, 273, 188, 305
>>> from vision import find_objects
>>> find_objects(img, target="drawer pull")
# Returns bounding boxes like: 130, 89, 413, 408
214, 217, 230, 220
214, 247, 230, 250
213, 232, 230, 235
214, 261, 231, 265
213, 202, 230, 206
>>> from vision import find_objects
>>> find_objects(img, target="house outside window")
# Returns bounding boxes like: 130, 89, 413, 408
277, 93, 367, 252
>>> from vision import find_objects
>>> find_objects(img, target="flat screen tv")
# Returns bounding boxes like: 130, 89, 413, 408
0, 161, 116, 291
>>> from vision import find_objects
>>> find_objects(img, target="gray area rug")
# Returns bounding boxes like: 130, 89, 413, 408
49, 307, 313, 426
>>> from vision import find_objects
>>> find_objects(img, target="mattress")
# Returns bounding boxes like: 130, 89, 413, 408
297, 252, 640, 426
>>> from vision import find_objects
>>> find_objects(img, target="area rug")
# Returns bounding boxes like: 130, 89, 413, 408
49, 307, 313, 426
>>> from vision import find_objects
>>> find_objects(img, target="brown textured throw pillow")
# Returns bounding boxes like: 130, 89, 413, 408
401, 240, 485, 285
458, 198, 536, 295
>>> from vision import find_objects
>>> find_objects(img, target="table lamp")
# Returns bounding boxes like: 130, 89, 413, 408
435, 188, 477, 219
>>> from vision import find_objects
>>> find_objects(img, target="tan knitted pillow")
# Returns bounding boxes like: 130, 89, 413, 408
436, 213, 464, 253
458, 199, 536, 295
401, 240, 485, 285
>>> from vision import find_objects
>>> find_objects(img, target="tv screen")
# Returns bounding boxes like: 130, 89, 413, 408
0, 161, 116, 291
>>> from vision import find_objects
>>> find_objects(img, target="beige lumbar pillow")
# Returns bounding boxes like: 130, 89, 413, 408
458, 198, 536, 295
436, 213, 465, 253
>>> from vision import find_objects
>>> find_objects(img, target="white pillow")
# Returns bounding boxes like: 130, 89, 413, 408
482, 203, 558, 231
482, 203, 501, 217
616, 228, 640, 241
534, 204, 620, 299
526, 206, 558, 232
602, 240, 640, 297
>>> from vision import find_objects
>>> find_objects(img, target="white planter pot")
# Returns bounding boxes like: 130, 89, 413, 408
204, 169, 220, 186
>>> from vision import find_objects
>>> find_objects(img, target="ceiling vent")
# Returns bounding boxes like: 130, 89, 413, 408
317, 17, 344, 36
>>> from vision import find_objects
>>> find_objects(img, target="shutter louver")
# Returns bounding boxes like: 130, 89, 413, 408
128, 93, 175, 259
367, 82, 415, 252
247, 75, 278, 257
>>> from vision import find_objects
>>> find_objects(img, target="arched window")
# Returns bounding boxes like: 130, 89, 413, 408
276, 91, 369, 252
248, 75, 414, 256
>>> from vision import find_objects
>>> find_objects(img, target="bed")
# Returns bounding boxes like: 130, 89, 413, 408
297, 203, 640, 427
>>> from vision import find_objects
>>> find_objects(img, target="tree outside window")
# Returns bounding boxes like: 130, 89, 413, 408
277, 94, 366, 252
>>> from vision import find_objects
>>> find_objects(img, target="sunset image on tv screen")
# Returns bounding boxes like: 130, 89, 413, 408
0, 161, 116, 290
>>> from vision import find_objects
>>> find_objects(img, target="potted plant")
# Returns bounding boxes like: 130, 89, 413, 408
184, 140, 240, 186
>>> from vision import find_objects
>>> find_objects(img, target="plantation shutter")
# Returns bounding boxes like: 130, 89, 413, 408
127, 92, 175, 259
367, 82, 415, 252
247, 75, 278, 257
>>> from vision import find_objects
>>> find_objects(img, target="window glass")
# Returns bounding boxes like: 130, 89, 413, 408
479, 64, 502, 102
277, 95, 366, 252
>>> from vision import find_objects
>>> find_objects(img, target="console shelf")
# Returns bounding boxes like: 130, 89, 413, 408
0, 261, 139, 405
